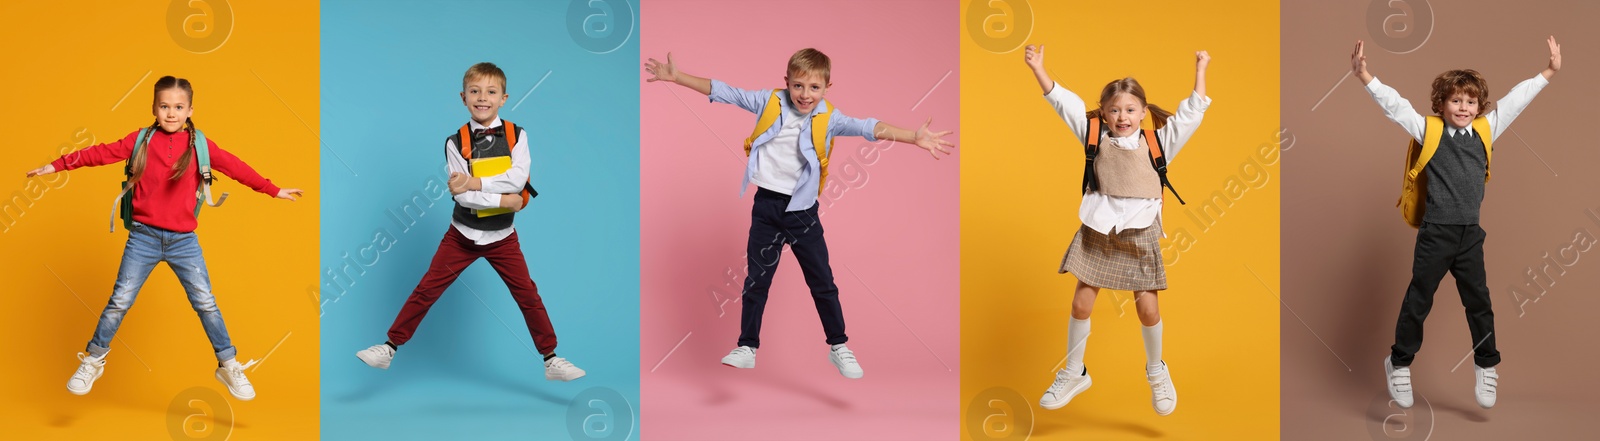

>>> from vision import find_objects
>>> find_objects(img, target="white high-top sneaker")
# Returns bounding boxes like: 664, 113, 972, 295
67, 351, 109, 395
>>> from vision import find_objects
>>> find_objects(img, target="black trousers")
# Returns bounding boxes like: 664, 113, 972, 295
737, 188, 847, 348
1391, 222, 1500, 367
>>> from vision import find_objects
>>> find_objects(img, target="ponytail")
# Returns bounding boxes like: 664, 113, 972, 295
169, 117, 196, 180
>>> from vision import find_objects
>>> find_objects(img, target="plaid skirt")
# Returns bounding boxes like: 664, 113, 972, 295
1059, 222, 1167, 291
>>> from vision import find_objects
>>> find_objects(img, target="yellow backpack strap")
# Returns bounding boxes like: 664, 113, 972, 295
1472, 117, 1493, 181
1411, 116, 1446, 180
743, 91, 785, 156
812, 100, 833, 196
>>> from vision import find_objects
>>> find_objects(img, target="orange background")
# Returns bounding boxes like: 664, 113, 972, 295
0, 0, 320, 439
959, 0, 1280, 439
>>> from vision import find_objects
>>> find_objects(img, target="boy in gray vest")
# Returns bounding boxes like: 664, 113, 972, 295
356, 62, 586, 382
1352, 36, 1561, 410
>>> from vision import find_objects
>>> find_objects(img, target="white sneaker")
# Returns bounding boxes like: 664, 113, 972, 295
1384, 357, 1414, 409
1474, 365, 1498, 409
721, 346, 756, 369
356, 343, 395, 369
545, 357, 586, 381
829, 345, 864, 379
67, 351, 108, 396
215, 359, 258, 401
1040, 367, 1091, 410
1147, 361, 1177, 416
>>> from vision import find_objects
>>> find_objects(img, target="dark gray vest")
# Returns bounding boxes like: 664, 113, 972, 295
1422, 128, 1489, 225
450, 124, 532, 231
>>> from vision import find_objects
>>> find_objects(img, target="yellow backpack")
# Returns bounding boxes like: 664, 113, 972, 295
1398, 116, 1493, 228
743, 91, 834, 196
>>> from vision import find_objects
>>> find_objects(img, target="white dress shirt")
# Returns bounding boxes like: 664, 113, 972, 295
1363, 74, 1548, 144
1043, 81, 1212, 236
444, 116, 532, 245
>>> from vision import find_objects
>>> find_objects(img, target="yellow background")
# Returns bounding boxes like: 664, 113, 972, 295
0, 0, 320, 439
959, 0, 1280, 439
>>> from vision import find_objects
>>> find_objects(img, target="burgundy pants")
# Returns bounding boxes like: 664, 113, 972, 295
386, 227, 557, 353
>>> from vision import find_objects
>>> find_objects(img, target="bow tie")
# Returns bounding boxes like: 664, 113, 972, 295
472, 126, 503, 139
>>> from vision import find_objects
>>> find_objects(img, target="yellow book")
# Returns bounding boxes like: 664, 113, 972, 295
470, 156, 515, 217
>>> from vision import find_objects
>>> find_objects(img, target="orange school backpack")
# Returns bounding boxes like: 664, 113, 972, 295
1398, 116, 1492, 228
1082, 118, 1185, 204
457, 120, 537, 213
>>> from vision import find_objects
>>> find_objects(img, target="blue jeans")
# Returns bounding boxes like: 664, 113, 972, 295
85, 221, 237, 363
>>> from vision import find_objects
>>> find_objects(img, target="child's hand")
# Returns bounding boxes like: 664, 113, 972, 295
1544, 35, 1561, 79
25, 164, 55, 177
1195, 51, 1210, 72
1024, 44, 1045, 71
276, 188, 304, 201
500, 193, 526, 212
1351, 40, 1373, 84
913, 118, 956, 160
447, 172, 471, 195
644, 52, 679, 84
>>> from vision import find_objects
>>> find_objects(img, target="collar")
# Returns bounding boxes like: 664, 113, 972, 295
468, 116, 503, 131
1106, 132, 1141, 149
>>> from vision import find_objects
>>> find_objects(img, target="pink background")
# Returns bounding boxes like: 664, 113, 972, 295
639, 1, 960, 439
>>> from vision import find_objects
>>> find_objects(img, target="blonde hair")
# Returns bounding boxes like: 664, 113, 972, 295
787, 48, 831, 83
463, 62, 508, 91
1084, 77, 1174, 130
127, 76, 199, 193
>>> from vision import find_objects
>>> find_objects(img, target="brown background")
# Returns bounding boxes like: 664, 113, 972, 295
1283, 1, 1600, 439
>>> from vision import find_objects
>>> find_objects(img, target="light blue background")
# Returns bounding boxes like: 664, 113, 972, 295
319, 1, 639, 439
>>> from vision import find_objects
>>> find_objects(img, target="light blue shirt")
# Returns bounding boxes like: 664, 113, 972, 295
709, 79, 881, 211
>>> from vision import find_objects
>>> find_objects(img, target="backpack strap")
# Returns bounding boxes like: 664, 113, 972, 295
504, 120, 518, 151
502, 120, 534, 208
458, 121, 536, 208
123, 128, 149, 180
191, 129, 228, 219
1083, 118, 1102, 194
1472, 117, 1493, 181
1411, 116, 1446, 181
458, 124, 474, 163
811, 100, 833, 196
1144, 129, 1185, 205
744, 91, 786, 156
110, 128, 152, 232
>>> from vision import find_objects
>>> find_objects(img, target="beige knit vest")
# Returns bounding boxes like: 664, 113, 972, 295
1094, 133, 1162, 198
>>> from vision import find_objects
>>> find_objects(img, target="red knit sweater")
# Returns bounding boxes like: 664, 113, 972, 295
51, 128, 281, 233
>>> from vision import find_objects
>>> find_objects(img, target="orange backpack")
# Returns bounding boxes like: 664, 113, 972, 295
457, 120, 537, 212
1083, 118, 1185, 204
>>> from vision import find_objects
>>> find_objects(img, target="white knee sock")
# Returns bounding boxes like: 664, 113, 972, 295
1142, 320, 1164, 371
1064, 317, 1090, 375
